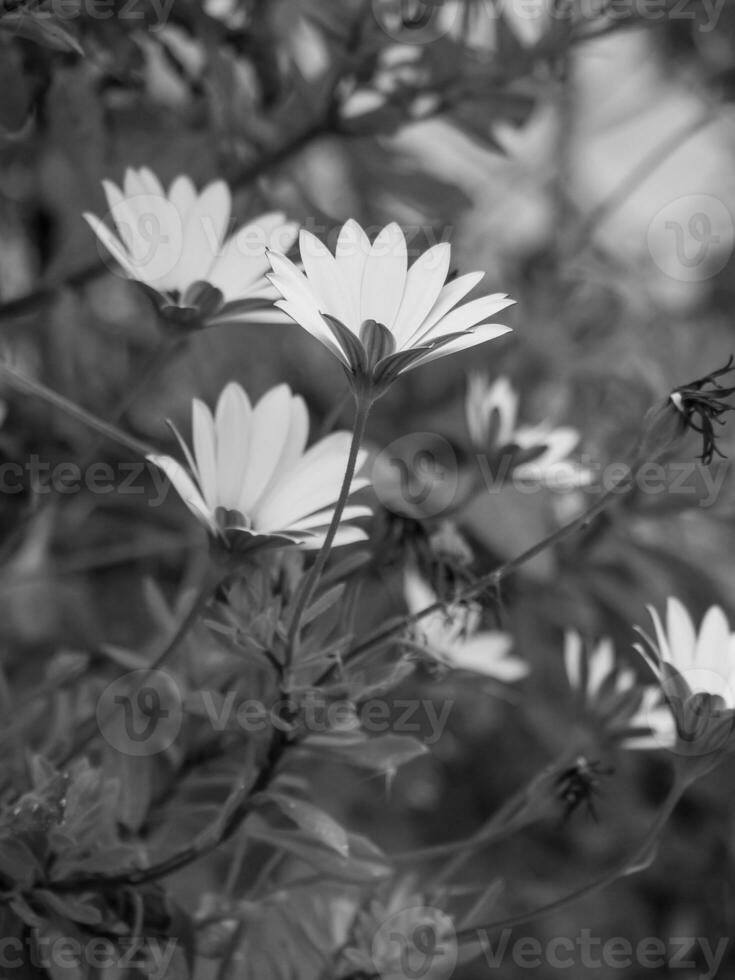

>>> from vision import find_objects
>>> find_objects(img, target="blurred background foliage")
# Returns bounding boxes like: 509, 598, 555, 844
2, 0, 735, 977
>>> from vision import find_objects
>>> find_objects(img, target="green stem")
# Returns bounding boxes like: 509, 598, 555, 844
315, 476, 631, 691
77, 338, 181, 461
0, 340, 182, 570
58, 567, 222, 765
55, 727, 288, 891
453, 777, 685, 946
0, 360, 156, 458
285, 394, 371, 664
420, 751, 575, 884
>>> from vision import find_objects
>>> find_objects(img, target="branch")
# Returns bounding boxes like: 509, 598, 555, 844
0, 118, 333, 322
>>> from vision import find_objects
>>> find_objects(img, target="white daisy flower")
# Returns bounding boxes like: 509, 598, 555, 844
465, 373, 592, 489
148, 382, 372, 552
403, 569, 528, 681
84, 168, 299, 330
564, 631, 676, 751
266, 220, 514, 395
636, 598, 735, 756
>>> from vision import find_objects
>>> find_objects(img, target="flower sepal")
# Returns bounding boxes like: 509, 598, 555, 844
211, 507, 308, 555
637, 357, 735, 467
140, 281, 279, 335
659, 664, 735, 762
138, 280, 226, 334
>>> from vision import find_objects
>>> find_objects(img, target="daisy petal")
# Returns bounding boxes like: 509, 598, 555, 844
404, 323, 512, 372
393, 243, 451, 346
360, 223, 408, 331
191, 399, 218, 511
148, 454, 215, 534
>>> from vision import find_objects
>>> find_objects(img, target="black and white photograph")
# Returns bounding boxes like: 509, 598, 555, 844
0, 0, 734, 977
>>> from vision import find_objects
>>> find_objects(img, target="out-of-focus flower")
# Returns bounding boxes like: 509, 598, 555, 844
203, 0, 247, 29
564, 631, 676, 750
267, 220, 513, 397
148, 382, 371, 552
636, 597, 735, 758
403, 569, 527, 681
84, 168, 298, 331
465, 373, 592, 489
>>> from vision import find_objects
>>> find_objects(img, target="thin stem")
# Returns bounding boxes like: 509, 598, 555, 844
453, 777, 685, 946
423, 751, 575, 884
80, 338, 181, 455
323, 476, 632, 684
0, 122, 334, 323
0, 360, 156, 458
58, 567, 222, 765
285, 394, 371, 664
0, 339, 182, 569
55, 727, 287, 891
569, 111, 715, 256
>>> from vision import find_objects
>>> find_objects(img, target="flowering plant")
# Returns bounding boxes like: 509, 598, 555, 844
1, 8, 735, 979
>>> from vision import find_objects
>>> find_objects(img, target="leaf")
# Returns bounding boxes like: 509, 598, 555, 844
301, 584, 344, 627
319, 549, 372, 588
258, 792, 350, 857
51, 844, 142, 881
457, 878, 504, 931
245, 815, 391, 883
196, 745, 257, 847
303, 731, 428, 773
9, 894, 45, 928
33, 921, 89, 980
0, 835, 42, 888
0, 42, 32, 133
167, 900, 197, 977
0, 11, 83, 55
35, 890, 102, 926
623, 840, 659, 877
105, 752, 157, 834
44, 651, 90, 684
